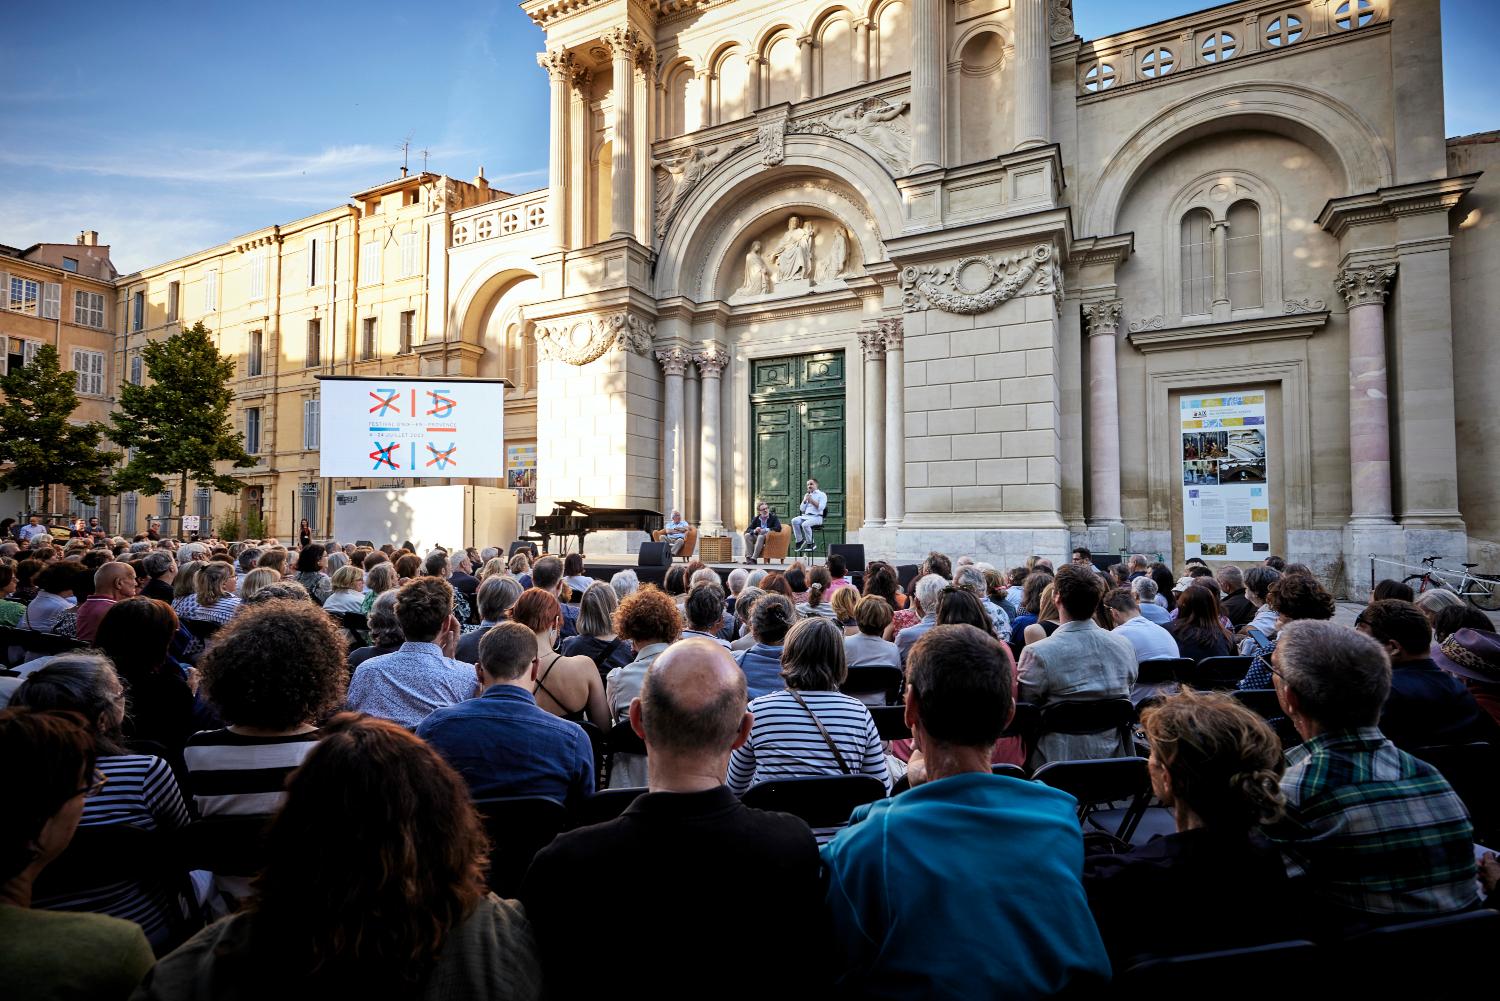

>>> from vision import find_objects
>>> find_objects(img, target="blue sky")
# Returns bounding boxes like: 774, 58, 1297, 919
2, 0, 1494, 274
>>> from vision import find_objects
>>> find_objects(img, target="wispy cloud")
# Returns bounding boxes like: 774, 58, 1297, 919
0, 189, 233, 275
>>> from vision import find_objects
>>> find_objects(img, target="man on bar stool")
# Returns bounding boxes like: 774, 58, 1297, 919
743, 501, 781, 563
791, 478, 827, 555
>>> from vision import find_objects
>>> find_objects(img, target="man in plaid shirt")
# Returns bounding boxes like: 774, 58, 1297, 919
1265, 619, 1478, 922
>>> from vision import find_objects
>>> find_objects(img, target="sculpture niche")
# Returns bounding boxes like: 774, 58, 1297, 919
733, 214, 856, 302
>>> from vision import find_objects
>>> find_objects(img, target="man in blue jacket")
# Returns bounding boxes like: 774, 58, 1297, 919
821, 624, 1111, 998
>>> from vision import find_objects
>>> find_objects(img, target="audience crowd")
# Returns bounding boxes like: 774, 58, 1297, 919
1, 525, 1496, 999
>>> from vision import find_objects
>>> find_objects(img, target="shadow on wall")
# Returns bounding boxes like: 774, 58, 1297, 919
331, 489, 421, 550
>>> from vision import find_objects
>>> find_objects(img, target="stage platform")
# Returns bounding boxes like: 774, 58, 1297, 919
571, 554, 920, 591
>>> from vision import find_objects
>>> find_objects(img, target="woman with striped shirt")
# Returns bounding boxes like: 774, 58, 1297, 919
727, 617, 890, 796
12, 656, 192, 952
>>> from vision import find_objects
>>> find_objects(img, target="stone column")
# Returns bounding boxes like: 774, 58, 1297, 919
879, 318, 906, 524
537, 48, 573, 251
683, 366, 701, 520
696, 68, 715, 128
859, 328, 887, 528
656, 346, 690, 518
797, 35, 815, 102
909, 0, 943, 172
745, 54, 763, 112
695, 348, 730, 536
1082, 299, 1123, 527
1211, 219, 1231, 318
853, 18, 871, 84
603, 27, 639, 240
1012, 0, 1051, 150
1335, 264, 1397, 523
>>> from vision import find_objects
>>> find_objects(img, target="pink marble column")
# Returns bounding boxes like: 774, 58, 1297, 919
1082, 299, 1123, 526
1336, 264, 1397, 523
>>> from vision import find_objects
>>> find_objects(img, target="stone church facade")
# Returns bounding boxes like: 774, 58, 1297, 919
424, 0, 1498, 589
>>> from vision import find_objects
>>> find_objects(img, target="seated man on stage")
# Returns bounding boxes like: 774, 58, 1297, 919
790, 479, 827, 555
743, 501, 781, 562
663, 509, 691, 556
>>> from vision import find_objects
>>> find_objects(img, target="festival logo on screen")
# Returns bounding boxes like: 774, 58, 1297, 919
364, 386, 461, 472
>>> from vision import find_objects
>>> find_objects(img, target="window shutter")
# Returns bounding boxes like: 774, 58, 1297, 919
203, 271, 218, 312
361, 241, 379, 285
400, 233, 417, 277
304, 398, 321, 449
42, 282, 61, 319
249, 254, 265, 300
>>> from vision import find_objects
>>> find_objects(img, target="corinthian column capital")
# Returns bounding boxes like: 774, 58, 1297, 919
655, 346, 691, 376
601, 27, 642, 60
1082, 298, 1124, 335
537, 48, 574, 80
1335, 264, 1397, 308
875, 316, 904, 350
858, 328, 887, 360
693, 347, 729, 378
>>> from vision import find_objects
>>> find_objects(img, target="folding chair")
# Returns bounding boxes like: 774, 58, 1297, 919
868, 705, 911, 741
604, 720, 647, 787
1181, 656, 1252, 690
1338, 910, 1500, 997
840, 665, 903, 706
1132, 658, 1190, 708
577, 720, 607, 786
740, 775, 886, 829
1036, 698, 1137, 751
1032, 757, 1152, 841
0, 626, 85, 666
991, 763, 1027, 780
571, 787, 647, 828
472, 796, 568, 897
1230, 689, 1301, 750
1410, 742, 1500, 843
181, 618, 222, 641
1118, 939, 1321, 992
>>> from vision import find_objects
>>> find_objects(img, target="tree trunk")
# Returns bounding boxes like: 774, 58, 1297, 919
40, 483, 50, 518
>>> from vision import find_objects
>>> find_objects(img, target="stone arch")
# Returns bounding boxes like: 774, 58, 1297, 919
870, 0, 910, 78
814, 7, 859, 95
448, 257, 542, 352
654, 137, 901, 301
710, 43, 750, 124
1161, 167, 1286, 320
1081, 80, 1394, 238
760, 28, 800, 107
660, 56, 697, 138
953, 27, 1009, 164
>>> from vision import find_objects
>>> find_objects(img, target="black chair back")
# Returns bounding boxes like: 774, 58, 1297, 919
178, 815, 276, 878
604, 720, 646, 786
991, 763, 1027, 780
1137, 657, 1193, 685
1410, 742, 1500, 842
1182, 656, 1252, 690
472, 796, 568, 897
1037, 698, 1136, 735
0, 626, 86, 665
577, 720, 607, 784
571, 787, 647, 827
508, 541, 540, 560
1231, 688, 1301, 749
741, 775, 886, 829
1119, 940, 1321, 992
1339, 910, 1500, 995
869, 705, 911, 741
1033, 756, 1152, 840
182, 618, 222, 641
840, 665, 903, 705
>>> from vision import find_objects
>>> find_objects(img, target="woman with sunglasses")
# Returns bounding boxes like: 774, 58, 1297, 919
0, 707, 155, 1000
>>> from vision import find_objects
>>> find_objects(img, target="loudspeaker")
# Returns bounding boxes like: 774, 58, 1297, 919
828, 544, 866, 573
508, 541, 539, 559
637, 541, 672, 567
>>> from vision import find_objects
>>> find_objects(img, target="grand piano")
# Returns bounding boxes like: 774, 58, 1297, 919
526, 501, 663, 554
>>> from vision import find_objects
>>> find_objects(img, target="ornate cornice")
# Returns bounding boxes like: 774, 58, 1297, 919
536, 312, 654, 366
1081, 298, 1123, 335
1127, 311, 1329, 353
1317, 175, 1479, 238
900, 245, 1054, 314
1334, 264, 1397, 308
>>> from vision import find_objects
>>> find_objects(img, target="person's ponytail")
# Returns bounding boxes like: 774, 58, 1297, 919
808, 582, 825, 607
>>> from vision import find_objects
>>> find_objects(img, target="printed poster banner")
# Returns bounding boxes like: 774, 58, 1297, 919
317, 377, 506, 478
506, 443, 537, 504
1181, 391, 1270, 560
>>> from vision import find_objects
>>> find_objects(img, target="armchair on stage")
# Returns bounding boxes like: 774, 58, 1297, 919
652, 525, 698, 561
758, 526, 793, 563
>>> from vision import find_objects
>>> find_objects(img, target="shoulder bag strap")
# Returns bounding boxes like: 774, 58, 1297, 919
786, 689, 852, 775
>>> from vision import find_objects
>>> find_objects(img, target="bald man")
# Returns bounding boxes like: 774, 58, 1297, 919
520, 640, 831, 997
74, 561, 137, 643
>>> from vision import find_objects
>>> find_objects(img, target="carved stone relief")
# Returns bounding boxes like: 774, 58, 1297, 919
758, 118, 787, 167
728, 213, 862, 303
900, 245, 1055, 314
1049, 0, 1075, 42
789, 97, 911, 174
536, 313, 654, 366
653, 138, 754, 238
1283, 297, 1328, 314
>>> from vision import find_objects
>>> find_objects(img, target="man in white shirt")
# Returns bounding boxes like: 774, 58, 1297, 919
1102, 587, 1179, 662
663, 509, 690, 555
790, 478, 827, 554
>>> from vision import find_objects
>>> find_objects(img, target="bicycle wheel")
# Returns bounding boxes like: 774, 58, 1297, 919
1466, 577, 1500, 612
1402, 574, 1433, 595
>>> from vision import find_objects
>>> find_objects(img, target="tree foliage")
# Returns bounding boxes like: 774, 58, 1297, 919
0, 344, 118, 512
111, 322, 255, 517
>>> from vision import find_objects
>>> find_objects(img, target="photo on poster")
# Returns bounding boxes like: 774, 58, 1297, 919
1193, 431, 1229, 459
1219, 459, 1267, 483
1228, 429, 1265, 461
1226, 525, 1254, 545
1201, 543, 1228, 556
1183, 460, 1219, 485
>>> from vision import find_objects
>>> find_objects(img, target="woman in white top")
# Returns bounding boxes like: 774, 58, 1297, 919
321, 565, 367, 614
727, 617, 890, 796
795, 566, 839, 620
562, 553, 593, 597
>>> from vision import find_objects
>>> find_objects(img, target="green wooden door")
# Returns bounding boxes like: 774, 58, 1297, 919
750, 352, 845, 546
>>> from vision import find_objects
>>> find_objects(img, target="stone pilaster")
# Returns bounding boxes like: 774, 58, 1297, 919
1335, 264, 1397, 524
694, 348, 730, 535
656, 346, 690, 518
859, 328, 887, 528
537, 49, 573, 251
879, 317, 906, 524
909, 0, 943, 172
1082, 299, 1123, 527
1013, 0, 1051, 150
603, 27, 640, 240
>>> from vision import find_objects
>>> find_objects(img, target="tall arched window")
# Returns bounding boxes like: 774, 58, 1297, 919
1180, 209, 1213, 316
765, 33, 798, 106
874, 1, 909, 78
716, 47, 748, 123
1226, 200, 1262, 309
523, 326, 538, 392
819, 16, 855, 95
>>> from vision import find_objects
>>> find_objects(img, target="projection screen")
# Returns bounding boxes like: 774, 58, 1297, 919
316, 376, 506, 478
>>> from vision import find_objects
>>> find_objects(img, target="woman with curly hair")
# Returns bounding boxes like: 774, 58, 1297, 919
1237, 572, 1336, 690
1085, 689, 1290, 963
604, 587, 682, 788
135, 714, 542, 1000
